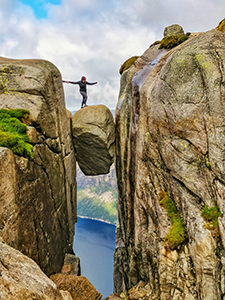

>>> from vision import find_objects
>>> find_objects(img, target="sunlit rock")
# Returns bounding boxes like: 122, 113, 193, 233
0, 239, 65, 300
50, 273, 102, 300
114, 22, 225, 300
0, 57, 76, 276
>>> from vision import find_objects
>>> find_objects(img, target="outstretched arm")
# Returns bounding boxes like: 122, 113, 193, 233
86, 81, 98, 85
62, 80, 80, 85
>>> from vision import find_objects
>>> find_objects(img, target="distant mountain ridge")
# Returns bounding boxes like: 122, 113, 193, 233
76, 164, 118, 225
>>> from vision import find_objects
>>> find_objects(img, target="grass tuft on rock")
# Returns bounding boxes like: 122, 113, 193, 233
0, 109, 33, 159
201, 204, 222, 231
217, 18, 225, 32
119, 56, 139, 75
159, 191, 187, 250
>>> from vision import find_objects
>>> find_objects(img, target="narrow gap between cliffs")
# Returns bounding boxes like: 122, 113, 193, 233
73, 163, 117, 299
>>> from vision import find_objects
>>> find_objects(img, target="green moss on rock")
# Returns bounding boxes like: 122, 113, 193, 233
0, 109, 33, 158
150, 41, 161, 48
217, 18, 225, 32
0, 108, 30, 122
159, 191, 187, 250
159, 34, 189, 49
201, 204, 222, 231
119, 56, 139, 75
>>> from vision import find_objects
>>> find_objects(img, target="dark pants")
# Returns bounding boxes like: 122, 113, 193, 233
80, 91, 87, 107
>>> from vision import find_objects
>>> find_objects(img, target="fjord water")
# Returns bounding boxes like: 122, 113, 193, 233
73, 217, 116, 298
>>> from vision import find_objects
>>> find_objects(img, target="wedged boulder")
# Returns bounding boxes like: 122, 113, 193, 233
0, 239, 65, 300
115, 22, 225, 300
72, 105, 115, 175
50, 273, 102, 300
0, 57, 76, 275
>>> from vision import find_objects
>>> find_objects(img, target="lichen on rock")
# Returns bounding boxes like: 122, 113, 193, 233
119, 56, 139, 75
163, 24, 185, 37
217, 18, 225, 32
159, 33, 189, 49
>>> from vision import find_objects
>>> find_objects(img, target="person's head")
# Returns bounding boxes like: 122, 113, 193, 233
81, 76, 86, 82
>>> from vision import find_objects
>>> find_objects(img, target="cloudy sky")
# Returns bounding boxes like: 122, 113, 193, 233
0, 0, 224, 111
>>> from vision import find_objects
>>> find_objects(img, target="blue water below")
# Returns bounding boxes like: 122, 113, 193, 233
73, 217, 116, 298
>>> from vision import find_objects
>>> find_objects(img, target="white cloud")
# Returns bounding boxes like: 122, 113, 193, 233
118, 0, 225, 33
0, 0, 224, 111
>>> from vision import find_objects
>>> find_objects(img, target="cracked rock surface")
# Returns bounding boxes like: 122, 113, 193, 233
0, 239, 66, 300
0, 58, 76, 276
114, 28, 225, 299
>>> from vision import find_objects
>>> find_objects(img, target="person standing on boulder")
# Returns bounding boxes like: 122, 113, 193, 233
63, 76, 98, 108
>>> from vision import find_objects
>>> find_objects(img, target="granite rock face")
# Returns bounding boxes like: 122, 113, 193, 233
50, 273, 102, 300
0, 239, 66, 300
114, 26, 225, 300
61, 253, 81, 276
105, 281, 152, 300
72, 104, 115, 175
163, 24, 185, 37
0, 58, 76, 275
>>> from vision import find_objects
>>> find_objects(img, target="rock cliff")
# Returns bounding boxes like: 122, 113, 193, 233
0, 58, 76, 275
0, 238, 100, 300
114, 23, 225, 300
